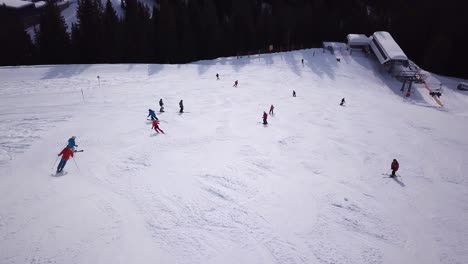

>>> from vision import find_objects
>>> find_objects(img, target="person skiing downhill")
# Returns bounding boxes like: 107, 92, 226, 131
216, 73, 219, 80
159, 99, 164, 112
340, 98, 346, 106
56, 146, 74, 173
179, 100, 184, 113
293, 90, 296, 97
152, 120, 165, 134
391, 159, 399, 177
233, 80, 238, 87
67, 136, 77, 150
148, 109, 158, 120
269, 105, 274, 115
262, 111, 268, 125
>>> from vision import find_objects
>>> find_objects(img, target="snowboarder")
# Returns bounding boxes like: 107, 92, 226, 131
148, 109, 158, 120
340, 98, 346, 106
179, 100, 184, 113
391, 159, 399, 177
293, 90, 296, 97
262, 111, 268, 125
159, 99, 164, 112
152, 120, 165, 134
67, 136, 77, 150
233, 80, 238, 87
56, 146, 74, 174
269, 105, 274, 115
216, 73, 219, 80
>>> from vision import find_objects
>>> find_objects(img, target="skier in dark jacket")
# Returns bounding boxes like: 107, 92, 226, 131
148, 109, 158, 120
67, 136, 77, 150
391, 159, 399, 177
216, 73, 219, 80
293, 90, 296, 97
233, 80, 238, 87
340, 98, 345, 106
179, 100, 184, 113
57, 146, 74, 173
269, 105, 274, 115
159, 99, 164, 112
262, 111, 268, 125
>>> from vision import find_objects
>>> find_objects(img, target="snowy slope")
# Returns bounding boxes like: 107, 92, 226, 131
1, 49, 468, 264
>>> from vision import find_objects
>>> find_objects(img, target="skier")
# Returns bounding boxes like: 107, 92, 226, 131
179, 100, 184, 113
67, 136, 77, 150
233, 80, 238, 87
391, 159, 399, 177
293, 90, 296, 97
301, 59, 304, 66
269, 104, 274, 115
159, 99, 164, 112
340, 98, 346, 106
216, 73, 219, 80
56, 146, 74, 174
262, 111, 268, 125
148, 109, 158, 120
152, 120, 165, 134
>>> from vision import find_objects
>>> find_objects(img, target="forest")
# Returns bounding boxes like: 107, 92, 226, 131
1, 0, 467, 78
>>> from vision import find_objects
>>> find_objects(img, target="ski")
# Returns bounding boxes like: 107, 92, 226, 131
382, 173, 401, 178
52, 171, 68, 177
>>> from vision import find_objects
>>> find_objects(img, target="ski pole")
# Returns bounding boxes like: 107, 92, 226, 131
52, 156, 59, 170
72, 157, 81, 173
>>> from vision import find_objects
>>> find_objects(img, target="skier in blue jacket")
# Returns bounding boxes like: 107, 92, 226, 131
67, 136, 78, 150
148, 109, 158, 120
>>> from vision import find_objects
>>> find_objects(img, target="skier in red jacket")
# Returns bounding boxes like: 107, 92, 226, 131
152, 120, 165, 134
262, 111, 268, 125
391, 159, 399, 177
57, 146, 74, 173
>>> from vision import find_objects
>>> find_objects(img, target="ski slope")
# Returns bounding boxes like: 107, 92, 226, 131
1, 49, 468, 264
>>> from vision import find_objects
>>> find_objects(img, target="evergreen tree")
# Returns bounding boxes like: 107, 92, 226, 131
158, 0, 178, 63
74, 0, 104, 63
0, 6, 35, 65
101, 0, 121, 62
36, 1, 70, 64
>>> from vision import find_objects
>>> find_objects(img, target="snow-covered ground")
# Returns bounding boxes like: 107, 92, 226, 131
1, 49, 468, 264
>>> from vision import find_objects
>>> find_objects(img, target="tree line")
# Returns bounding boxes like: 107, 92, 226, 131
0, 0, 467, 78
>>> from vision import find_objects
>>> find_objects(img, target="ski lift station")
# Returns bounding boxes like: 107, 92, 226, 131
369, 31, 409, 68
346, 34, 371, 49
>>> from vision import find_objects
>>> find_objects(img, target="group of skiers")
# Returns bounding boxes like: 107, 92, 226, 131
55, 134, 401, 177
53, 71, 400, 178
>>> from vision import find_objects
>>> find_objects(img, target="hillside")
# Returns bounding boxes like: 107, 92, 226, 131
1, 49, 468, 264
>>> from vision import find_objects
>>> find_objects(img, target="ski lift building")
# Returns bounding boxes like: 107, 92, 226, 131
369, 31, 409, 69
346, 34, 371, 49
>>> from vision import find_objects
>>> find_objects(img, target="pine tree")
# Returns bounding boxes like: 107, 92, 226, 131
101, 0, 121, 62
0, 6, 35, 65
158, 0, 177, 63
74, 0, 104, 63
36, 1, 70, 64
